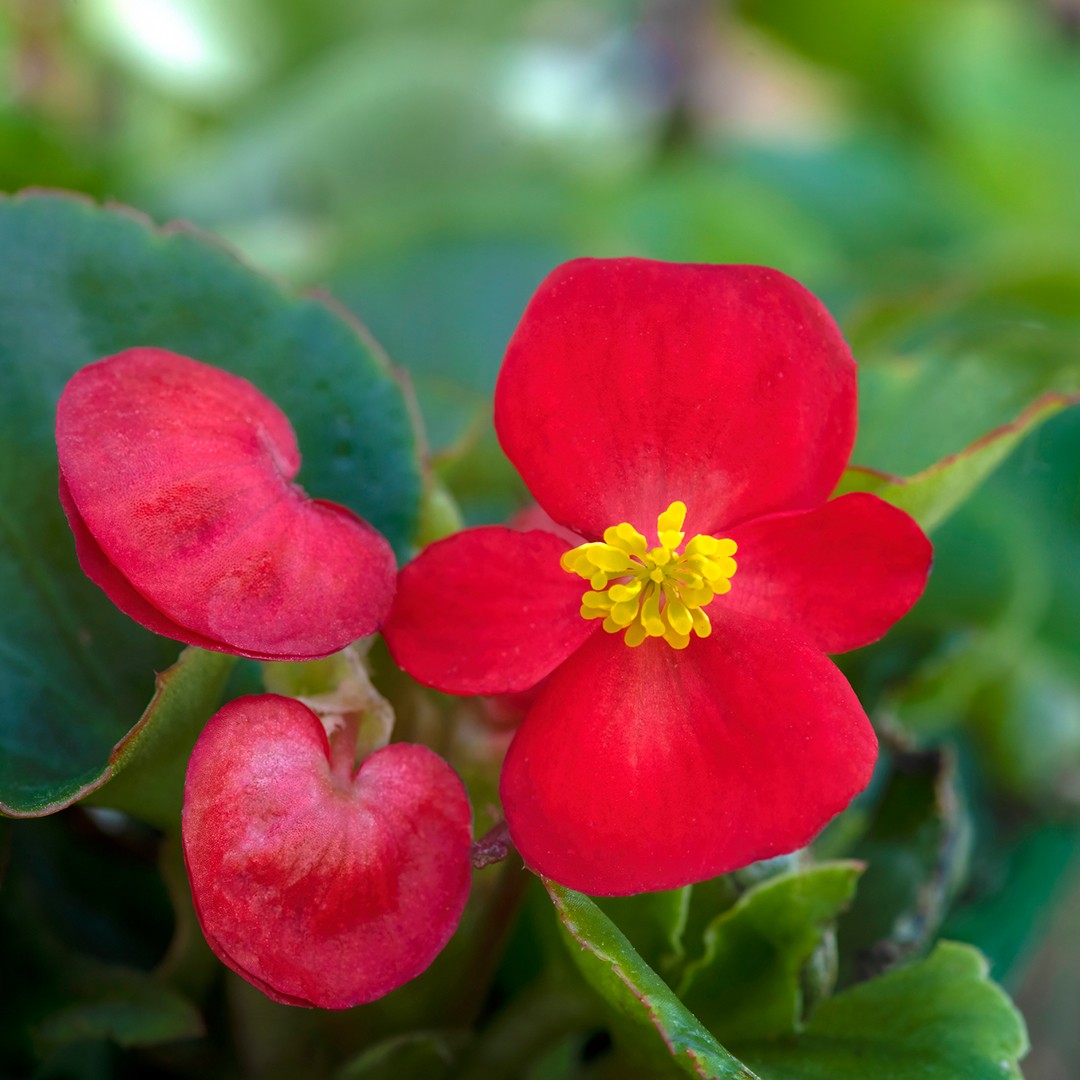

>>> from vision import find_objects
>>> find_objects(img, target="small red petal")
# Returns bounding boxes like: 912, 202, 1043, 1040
182, 695, 473, 1009
56, 349, 395, 660
725, 493, 933, 653
495, 259, 856, 539
500, 615, 877, 895
383, 526, 593, 695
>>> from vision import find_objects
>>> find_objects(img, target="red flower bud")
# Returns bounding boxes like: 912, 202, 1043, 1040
56, 348, 396, 660
182, 695, 473, 1008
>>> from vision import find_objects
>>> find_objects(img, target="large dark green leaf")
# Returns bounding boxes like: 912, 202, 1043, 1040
83, 648, 237, 830
0, 192, 423, 817
736, 942, 1028, 1080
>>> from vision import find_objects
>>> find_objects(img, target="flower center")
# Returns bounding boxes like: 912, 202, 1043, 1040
560, 501, 737, 650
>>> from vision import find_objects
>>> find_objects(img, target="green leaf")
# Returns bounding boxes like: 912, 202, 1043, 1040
969, 645, 1080, 803
595, 886, 691, 978
837, 392, 1076, 531
0, 191, 422, 818
735, 942, 1029, 1080
545, 880, 760, 1080
336, 1030, 462, 1080
679, 862, 864, 1044
83, 648, 236, 829
944, 820, 1080, 984
837, 747, 970, 985
33, 962, 204, 1054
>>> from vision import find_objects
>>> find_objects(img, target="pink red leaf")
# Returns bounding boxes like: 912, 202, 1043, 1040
724, 493, 932, 653
56, 349, 396, 660
495, 259, 857, 540
500, 615, 877, 895
182, 695, 473, 1009
383, 526, 593, 695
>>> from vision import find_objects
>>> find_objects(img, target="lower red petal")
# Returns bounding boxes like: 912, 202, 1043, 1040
500, 613, 877, 895
383, 527, 594, 695
183, 696, 473, 1009
724, 493, 932, 653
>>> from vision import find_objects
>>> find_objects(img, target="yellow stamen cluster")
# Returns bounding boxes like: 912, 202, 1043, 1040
560, 501, 737, 650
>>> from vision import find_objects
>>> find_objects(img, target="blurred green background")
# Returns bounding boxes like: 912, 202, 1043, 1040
4, 0, 1080, 1075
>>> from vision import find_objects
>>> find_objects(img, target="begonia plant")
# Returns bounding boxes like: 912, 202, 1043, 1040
2, 191, 1055, 1079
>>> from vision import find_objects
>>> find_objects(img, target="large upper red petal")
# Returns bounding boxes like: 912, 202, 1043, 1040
183, 695, 473, 1009
500, 613, 877, 895
56, 349, 395, 659
495, 259, 857, 540
723, 493, 932, 654
383, 526, 593, 695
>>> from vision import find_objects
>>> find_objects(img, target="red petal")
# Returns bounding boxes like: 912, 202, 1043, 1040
383, 526, 593, 694
495, 259, 856, 539
56, 349, 395, 660
724, 493, 933, 653
183, 695, 473, 1009
500, 614, 877, 895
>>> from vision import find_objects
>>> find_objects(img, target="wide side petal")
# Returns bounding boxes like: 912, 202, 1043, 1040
724, 493, 932, 653
500, 615, 877, 895
383, 526, 594, 695
495, 259, 856, 539
57, 349, 396, 659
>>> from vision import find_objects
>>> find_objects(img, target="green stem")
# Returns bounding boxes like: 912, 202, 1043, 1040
447, 852, 532, 1028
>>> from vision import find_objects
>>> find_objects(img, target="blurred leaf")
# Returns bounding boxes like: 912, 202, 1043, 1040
736, 942, 1028, 1080
920, 1, 1080, 233
737, 0, 942, 121
969, 645, 1080, 804
336, 1030, 462, 1080
838, 746, 970, 985
601, 160, 837, 280
34, 962, 204, 1054
944, 820, 1080, 986
0, 812, 178, 1073
679, 862, 863, 1044
546, 880, 760, 1080
851, 305, 1080, 478
83, 648, 235, 830
333, 239, 561, 452
0, 191, 421, 818
838, 392, 1077, 531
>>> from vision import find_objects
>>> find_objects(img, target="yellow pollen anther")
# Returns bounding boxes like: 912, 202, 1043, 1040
561, 501, 737, 650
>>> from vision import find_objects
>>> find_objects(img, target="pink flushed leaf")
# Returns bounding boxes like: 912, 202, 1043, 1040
56, 349, 397, 660
835, 392, 1079, 532
182, 695, 473, 1009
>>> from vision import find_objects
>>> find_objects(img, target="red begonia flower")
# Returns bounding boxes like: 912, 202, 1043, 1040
182, 695, 473, 1009
383, 259, 932, 895
56, 349, 396, 660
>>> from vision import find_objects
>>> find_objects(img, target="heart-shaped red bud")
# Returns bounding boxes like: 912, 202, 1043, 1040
182, 695, 473, 1009
56, 349, 396, 660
